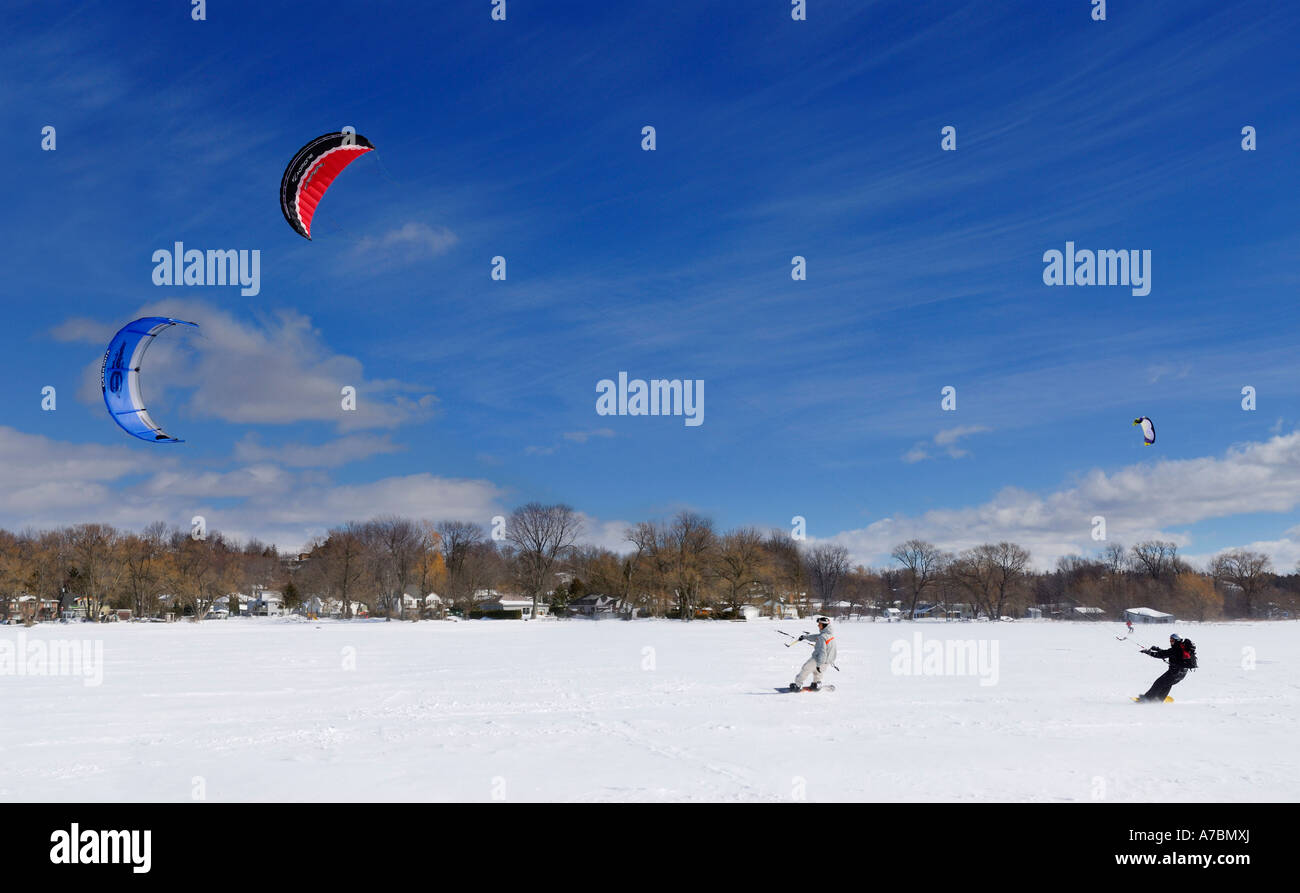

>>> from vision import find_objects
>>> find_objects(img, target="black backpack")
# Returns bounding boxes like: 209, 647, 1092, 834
1178, 639, 1198, 669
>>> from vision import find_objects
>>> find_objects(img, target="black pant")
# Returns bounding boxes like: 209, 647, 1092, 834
1142, 667, 1187, 701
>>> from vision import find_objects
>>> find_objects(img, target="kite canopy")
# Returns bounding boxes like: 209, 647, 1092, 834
100, 317, 198, 443
1133, 416, 1155, 446
279, 132, 375, 240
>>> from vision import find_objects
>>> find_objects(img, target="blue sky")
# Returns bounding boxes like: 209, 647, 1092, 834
3, 0, 1299, 568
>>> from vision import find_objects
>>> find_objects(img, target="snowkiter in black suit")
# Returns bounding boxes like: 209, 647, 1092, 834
1139, 633, 1196, 701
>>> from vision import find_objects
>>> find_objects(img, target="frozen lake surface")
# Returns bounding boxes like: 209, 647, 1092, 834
1, 617, 1294, 802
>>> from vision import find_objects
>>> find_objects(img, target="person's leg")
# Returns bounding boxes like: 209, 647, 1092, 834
795, 656, 817, 686
1143, 667, 1178, 700
1162, 668, 1188, 697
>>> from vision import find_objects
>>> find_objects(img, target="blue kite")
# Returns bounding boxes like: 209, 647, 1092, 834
101, 317, 198, 443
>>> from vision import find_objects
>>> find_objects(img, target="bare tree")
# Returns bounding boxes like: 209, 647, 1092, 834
314, 525, 368, 618
715, 527, 769, 616
664, 512, 716, 620
372, 516, 426, 620
67, 523, 122, 621
1211, 550, 1272, 618
762, 530, 805, 616
626, 521, 671, 616
120, 524, 167, 618
506, 504, 582, 619
804, 543, 850, 616
952, 543, 1030, 619
166, 533, 237, 619
1130, 541, 1186, 581
437, 521, 489, 616
1100, 543, 1128, 575
891, 539, 947, 619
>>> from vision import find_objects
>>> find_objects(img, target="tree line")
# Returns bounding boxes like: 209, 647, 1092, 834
1, 508, 1297, 622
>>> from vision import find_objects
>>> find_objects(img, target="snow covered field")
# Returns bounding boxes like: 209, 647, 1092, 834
1, 618, 1295, 802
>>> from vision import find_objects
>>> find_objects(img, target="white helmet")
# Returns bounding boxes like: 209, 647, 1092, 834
816, 616, 831, 625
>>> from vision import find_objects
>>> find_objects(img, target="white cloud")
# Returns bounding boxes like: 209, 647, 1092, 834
234, 433, 406, 468
0, 427, 161, 514
576, 514, 637, 554
9, 423, 1300, 572
828, 431, 1300, 570
60, 301, 436, 430
50, 317, 115, 345
0, 426, 504, 553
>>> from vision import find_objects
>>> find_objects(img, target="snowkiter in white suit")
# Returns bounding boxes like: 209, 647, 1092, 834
790, 616, 836, 691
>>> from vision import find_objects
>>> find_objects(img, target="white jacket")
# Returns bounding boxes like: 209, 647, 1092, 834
802, 624, 837, 666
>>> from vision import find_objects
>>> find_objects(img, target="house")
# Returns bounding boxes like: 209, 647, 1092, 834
880, 607, 903, 622
1124, 606, 1175, 624
944, 603, 974, 621
475, 593, 548, 619
397, 592, 445, 618
1025, 607, 1043, 619
761, 599, 800, 620
1072, 606, 1106, 621
322, 598, 369, 618
569, 593, 618, 617
246, 590, 285, 616
1036, 602, 1077, 620
8, 595, 59, 623
157, 594, 180, 620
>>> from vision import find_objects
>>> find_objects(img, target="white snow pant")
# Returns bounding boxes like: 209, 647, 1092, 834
795, 657, 823, 686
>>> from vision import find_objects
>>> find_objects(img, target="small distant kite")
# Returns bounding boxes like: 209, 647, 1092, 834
1133, 416, 1155, 446
101, 317, 198, 443
279, 131, 375, 240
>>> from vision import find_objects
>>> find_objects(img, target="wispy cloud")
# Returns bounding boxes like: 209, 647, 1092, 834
527, 428, 616, 455
903, 425, 991, 463
352, 222, 459, 267
563, 428, 615, 443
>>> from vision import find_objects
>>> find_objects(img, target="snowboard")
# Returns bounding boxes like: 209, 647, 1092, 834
776, 685, 836, 693
1131, 696, 1174, 703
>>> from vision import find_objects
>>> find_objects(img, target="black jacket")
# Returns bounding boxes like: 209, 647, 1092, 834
1146, 641, 1195, 669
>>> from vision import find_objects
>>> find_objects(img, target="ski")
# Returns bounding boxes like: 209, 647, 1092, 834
1131, 696, 1174, 703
